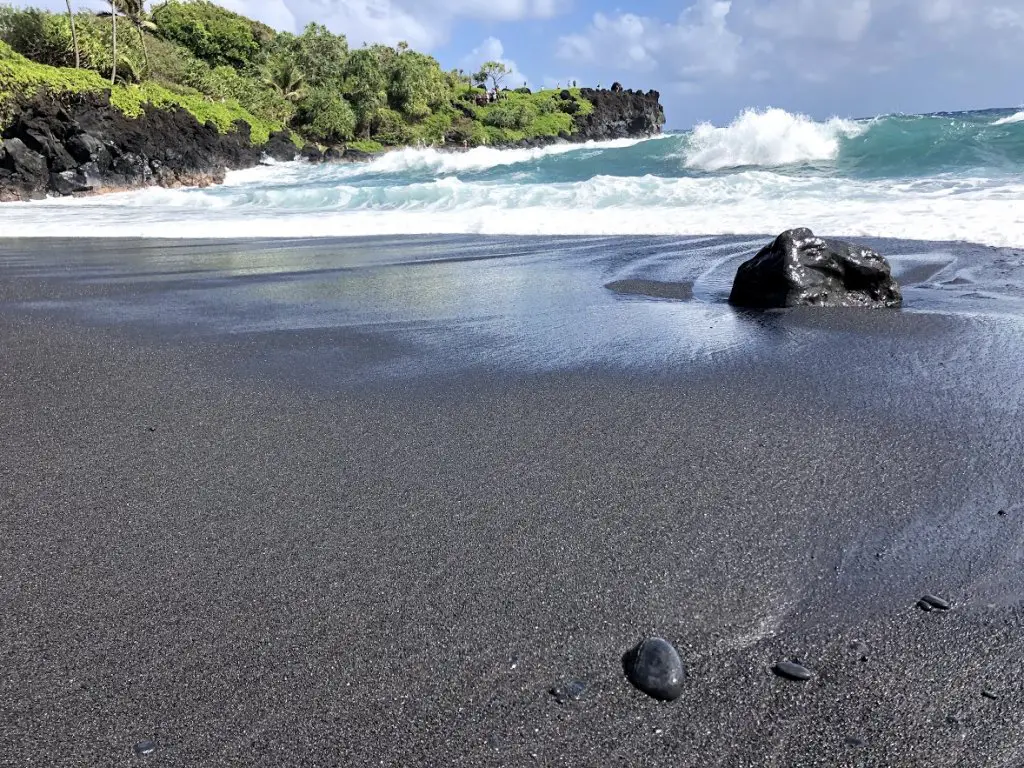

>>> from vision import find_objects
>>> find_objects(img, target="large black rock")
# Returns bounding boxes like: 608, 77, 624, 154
729, 228, 902, 309
572, 88, 665, 141
0, 91, 264, 201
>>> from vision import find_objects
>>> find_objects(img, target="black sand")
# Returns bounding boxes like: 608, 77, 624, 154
2, 235, 1024, 766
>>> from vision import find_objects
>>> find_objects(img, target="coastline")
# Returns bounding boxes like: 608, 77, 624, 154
0, 86, 664, 203
1, 233, 1022, 765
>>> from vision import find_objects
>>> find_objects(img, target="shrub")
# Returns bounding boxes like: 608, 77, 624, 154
0, 8, 143, 82
482, 97, 535, 130
0, 40, 278, 143
191, 63, 294, 124
410, 110, 451, 144
146, 33, 196, 86
151, 0, 263, 70
294, 88, 355, 144
345, 138, 383, 153
445, 115, 487, 146
371, 106, 411, 145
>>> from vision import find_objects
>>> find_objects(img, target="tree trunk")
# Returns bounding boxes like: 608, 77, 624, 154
110, 5, 117, 85
136, 21, 149, 75
66, 0, 80, 69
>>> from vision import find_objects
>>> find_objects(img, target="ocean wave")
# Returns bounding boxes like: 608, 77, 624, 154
993, 111, 1024, 126
681, 108, 864, 171
348, 137, 657, 176
5, 170, 1023, 247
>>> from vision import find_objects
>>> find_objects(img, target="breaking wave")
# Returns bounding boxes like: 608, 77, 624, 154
2, 107, 1024, 247
682, 108, 864, 171
993, 111, 1024, 126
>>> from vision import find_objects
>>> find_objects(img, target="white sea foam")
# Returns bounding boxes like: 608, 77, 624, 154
350, 137, 656, 176
5, 169, 1023, 247
992, 111, 1024, 126
682, 108, 864, 171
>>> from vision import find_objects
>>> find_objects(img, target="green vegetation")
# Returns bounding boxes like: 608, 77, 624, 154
0, 0, 595, 150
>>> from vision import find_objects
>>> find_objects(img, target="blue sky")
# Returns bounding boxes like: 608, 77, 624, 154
26, 0, 1024, 127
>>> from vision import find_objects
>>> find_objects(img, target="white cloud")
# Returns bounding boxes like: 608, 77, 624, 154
286, 0, 568, 47
461, 37, 532, 90
557, 1, 743, 78
749, 0, 873, 43
217, 0, 297, 33
557, 0, 1024, 91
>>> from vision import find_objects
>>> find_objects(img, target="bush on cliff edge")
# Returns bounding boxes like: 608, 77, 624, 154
0, 40, 278, 143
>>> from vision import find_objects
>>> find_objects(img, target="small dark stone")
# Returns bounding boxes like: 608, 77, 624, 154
134, 740, 156, 757
549, 680, 587, 704
997, 509, 1007, 517
918, 594, 951, 611
772, 660, 812, 681
845, 736, 867, 748
982, 690, 999, 700
622, 637, 685, 701
262, 130, 299, 162
299, 143, 323, 163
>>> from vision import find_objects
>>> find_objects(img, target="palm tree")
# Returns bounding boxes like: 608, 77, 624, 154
263, 59, 306, 103
65, 0, 80, 68
116, 0, 155, 75
109, 0, 116, 84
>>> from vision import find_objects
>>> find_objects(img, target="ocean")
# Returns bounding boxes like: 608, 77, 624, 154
2, 106, 1023, 247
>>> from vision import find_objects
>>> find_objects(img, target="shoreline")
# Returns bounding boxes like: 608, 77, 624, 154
1, 86, 664, 203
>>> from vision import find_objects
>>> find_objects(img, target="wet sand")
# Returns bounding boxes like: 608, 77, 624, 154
1, 235, 1024, 766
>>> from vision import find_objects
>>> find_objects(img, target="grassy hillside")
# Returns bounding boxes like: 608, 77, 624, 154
0, 1, 594, 150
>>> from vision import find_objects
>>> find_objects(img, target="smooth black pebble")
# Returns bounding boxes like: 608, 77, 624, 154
773, 660, 812, 681
134, 740, 156, 757
549, 680, 587, 704
622, 637, 685, 701
918, 594, 951, 611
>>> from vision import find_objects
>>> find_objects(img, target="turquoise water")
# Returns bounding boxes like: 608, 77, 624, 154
2, 107, 1024, 246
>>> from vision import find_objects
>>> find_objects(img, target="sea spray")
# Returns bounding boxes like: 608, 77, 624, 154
682, 108, 864, 170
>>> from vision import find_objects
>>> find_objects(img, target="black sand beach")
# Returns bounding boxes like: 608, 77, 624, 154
2, 235, 1024, 766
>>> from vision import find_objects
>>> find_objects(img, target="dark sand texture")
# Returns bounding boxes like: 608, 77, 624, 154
1, 235, 1024, 766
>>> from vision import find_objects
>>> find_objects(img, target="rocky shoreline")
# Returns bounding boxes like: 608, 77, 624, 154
0, 87, 664, 202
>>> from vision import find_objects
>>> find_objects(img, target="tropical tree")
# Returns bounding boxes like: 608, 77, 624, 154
474, 60, 508, 92
291, 22, 347, 90
108, 0, 116, 83
295, 88, 356, 143
116, 0, 154, 74
388, 49, 450, 118
263, 56, 305, 102
65, 0, 79, 68
341, 47, 388, 137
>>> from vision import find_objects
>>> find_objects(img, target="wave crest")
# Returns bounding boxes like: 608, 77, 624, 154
682, 108, 864, 171
993, 111, 1024, 126
354, 137, 653, 176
